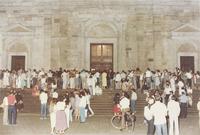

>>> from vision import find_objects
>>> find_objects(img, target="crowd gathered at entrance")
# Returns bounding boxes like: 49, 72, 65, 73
0, 67, 200, 135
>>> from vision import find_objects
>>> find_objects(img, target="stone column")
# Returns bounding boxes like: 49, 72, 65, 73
118, 22, 127, 71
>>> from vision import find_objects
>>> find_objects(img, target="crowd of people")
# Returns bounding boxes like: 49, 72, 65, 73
109, 67, 200, 135
0, 67, 200, 135
41, 89, 94, 134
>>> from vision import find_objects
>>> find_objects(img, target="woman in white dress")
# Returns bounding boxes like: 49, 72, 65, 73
85, 90, 94, 117
69, 71, 75, 89
16, 73, 22, 89
26, 70, 32, 89
0, 92, 9, 125
101, 71, 107, 89
21, 70, 27, 89
55, 97, 67, 134
64, 100, 71, 129
49, 99, 57, 134
3, 70, 10, 88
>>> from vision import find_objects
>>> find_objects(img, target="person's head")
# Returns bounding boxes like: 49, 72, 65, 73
148, 97, 154, 105
58, 95, 64, 102
155, 95, 161, 102
122, 92, 129, 99
171, 95, 176, 101
9, 90, 14, 95
181, 91, 186, 95
80, 91, 85, 97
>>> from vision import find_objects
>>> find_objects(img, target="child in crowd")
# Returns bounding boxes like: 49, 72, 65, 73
113, 93, 121, 116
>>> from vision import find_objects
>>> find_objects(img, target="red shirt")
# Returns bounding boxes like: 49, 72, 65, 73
7, 95, 16, 105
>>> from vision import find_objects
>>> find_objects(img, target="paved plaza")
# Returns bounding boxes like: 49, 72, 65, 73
0, 113, 199, 135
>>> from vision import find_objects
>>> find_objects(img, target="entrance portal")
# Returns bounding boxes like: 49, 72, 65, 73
11, 56, 25, 71
180, 56, 194, 72
90, 43, 113, 72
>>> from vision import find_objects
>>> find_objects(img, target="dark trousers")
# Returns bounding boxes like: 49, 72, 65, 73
187, 79, 192, 88
180, 103, 187, 118
147, 119, 154, 135
8, 105, 17, 124
165, 94, 170, 105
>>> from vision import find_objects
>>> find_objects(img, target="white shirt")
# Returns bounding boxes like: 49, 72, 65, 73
86, 95, 91, 105
41, 78, 46, 84
150, 101, 167, 125
95, 72, 100, 78
197, 101, 200, 111
38, 71, 45, 78
79, 96, 87, 108
120, 97, 130, 109
144, 106, 153, 121
185, 72, 192, 79
52, 92, 58, 98
56, 101, 65, 111
187, 88, 193, 94
167, 100, 180, 118
145, 70, 152, 78
121, 72, 126, 79
32, 71, 37, 78
62, 72, 68, 80
131, 92, 137, 100
0, 97, 8, 107
178, 81, 184, 88
87, 77, 93, 86
47, 72, 52, 78
115, 74, 121, 82
39, 92, 48, 104
164, 86, 172, 95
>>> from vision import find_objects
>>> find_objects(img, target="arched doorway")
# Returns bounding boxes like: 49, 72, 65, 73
90, 43, 113, 72
85, 21, 119, 71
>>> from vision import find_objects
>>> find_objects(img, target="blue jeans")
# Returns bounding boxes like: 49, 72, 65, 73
41, 103, 47, 118
130, 100, 136, 113
8, 105, 17, 124
80, 107, 86, 123
155, 124, 167, 135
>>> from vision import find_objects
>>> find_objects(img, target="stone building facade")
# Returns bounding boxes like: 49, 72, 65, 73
0, 0, 200, 72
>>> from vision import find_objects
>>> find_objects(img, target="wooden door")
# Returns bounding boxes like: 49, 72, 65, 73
180, 56, 194, 72
11, 56, 25, 71
90, 43, 113, 72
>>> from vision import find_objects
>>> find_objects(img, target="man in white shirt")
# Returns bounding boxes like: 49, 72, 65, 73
150, 95, 167, 135
52, 89, 58, 99
39, 90, 48, 119
145, 68, 152, 89
164, 82, 172, 104
119, 92, 130, 130
130, 89, 137, 113
115, 72, 122, 90
144, 97, 154, 135
61, 70, 68, 89
185, 70, 193, 87
167, 95, 180, 135
79, 91, 87, 123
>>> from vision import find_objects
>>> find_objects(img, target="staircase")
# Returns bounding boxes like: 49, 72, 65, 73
0, 88, 199, 116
